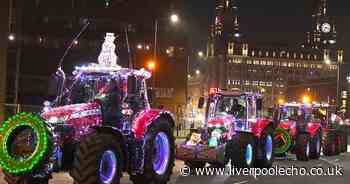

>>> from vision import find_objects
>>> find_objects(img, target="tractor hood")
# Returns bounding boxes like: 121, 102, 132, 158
207, 115, 234, 128
41, 103, 102, 126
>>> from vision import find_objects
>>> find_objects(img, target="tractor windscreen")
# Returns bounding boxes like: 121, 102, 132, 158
281, 106, 299, 121
215, 96, 246, 119
66, 73, 121, 105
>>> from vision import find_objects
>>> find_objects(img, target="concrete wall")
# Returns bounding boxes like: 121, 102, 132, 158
0, 0, 9, 121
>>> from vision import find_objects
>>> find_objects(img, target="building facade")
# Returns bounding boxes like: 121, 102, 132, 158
0, 0, 9, 121
202, 0, 344, 108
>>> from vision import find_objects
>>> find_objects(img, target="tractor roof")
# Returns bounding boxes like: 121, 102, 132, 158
73, 63, 151, 79
216, 91, 262, 98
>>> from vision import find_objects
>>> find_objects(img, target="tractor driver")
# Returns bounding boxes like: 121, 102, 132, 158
229, 98, 245, 118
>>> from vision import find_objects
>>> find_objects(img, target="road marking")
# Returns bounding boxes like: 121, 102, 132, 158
234, 180, 249, 184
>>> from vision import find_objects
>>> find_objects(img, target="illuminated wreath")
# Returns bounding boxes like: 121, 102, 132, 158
273, 128, 292, 155
0, 112, 51, 175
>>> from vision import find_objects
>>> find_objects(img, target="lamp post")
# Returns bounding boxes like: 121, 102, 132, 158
325, 58, 341, 110
147, 60, 156, 87
153, 13, 179, 62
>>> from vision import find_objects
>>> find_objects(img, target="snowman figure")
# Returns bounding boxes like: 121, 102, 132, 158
98, 33, 118, 66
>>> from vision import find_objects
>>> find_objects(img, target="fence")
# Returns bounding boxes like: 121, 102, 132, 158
2, 104, 42, 120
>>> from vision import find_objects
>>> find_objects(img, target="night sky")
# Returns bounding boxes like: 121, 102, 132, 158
184, 0, 350, 63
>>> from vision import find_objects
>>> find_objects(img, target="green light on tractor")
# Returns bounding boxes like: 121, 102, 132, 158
0, 112, 51, 175
273, 128, 293, 155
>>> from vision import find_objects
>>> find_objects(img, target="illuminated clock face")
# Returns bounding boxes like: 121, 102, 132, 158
321, 23, 331, 33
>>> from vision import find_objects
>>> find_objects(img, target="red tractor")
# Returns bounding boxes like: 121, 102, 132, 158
0, 34, 175, 184
273, 102, 348, 161
176, 89, 276, 169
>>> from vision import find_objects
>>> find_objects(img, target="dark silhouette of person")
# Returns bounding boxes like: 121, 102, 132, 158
230, 98, 244, 118
96, 79, 123, 125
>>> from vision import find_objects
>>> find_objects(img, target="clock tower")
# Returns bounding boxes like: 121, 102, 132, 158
306, 0, 337, 51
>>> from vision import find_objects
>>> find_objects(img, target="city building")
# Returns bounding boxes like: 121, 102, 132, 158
4, 0, 187, 120
0, 0, 10, 121
194, 0, 344, 111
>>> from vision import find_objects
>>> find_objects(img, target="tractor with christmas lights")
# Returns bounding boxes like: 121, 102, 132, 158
0, 33, 176, 184
176, 88, 276, 169
273, 100, 347, 161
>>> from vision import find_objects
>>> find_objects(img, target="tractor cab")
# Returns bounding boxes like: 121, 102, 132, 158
202, 89, 263, 133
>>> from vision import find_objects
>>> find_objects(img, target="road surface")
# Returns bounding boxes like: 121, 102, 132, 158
1, 150, 349, 184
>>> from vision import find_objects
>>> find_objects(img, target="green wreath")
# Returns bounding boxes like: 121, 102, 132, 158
273, 128, 292, 154
0, 112, 51, 175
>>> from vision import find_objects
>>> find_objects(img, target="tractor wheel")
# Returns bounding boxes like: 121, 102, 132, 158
70, 133, 123, 184
309, 131, 322, 159
255, 127, 274, 168
227, 133, 255, 168
4, 171, 49, 184
323, 130, 338, 156
130, 118, 175, 184
295, 133, 310, 161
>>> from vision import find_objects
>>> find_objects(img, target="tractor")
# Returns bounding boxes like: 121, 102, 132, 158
273, 102, 347, 161
176, 89, 276, 169
0, 33, 176, 184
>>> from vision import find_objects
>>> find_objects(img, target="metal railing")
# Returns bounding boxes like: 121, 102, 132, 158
2, 104, 42, 120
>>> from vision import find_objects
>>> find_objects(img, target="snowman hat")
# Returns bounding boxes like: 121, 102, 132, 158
105, 32, 115, 38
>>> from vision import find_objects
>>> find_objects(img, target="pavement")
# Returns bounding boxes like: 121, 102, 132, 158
0, 141, 349, 184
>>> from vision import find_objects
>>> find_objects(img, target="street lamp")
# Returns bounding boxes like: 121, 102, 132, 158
325, 58, 341, 110
153, 13, 180, 61
302, 95, 311, 104
147, 61, 156, 71
195, 69, 200, 75
8, 33, 15, 41
170, 14, 179, 24
198, 51, 204, 58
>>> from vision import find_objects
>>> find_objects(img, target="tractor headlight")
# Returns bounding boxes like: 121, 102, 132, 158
48, 116, 68, 124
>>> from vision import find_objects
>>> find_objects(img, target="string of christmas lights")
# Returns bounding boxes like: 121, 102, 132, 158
0, 112, 52, 175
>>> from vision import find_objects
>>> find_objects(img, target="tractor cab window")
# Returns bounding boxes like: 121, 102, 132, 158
281, 106, 299, 121
311, 108, 327, 122
216, 96, 246, 119
247, 98, 256, 119
68, 74, 119, 104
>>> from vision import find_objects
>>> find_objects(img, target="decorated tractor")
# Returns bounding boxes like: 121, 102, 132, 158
273, 102, 348, 161
176, 89, 276, 169
0, 33, 175, 184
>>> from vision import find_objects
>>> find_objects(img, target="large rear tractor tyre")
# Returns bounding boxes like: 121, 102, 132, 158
4, 171, 49, 184
70, 133, 123, 184
227, 133, 255, 168
295, 133, 311, 161
323, 130, 338, 156
130, 118, 175, 184
309, 131, 322, 159
255, 127, 274, 168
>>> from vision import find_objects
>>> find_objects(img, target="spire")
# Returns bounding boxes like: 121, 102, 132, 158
213, 0, 240, 38
320, 0, 327, 16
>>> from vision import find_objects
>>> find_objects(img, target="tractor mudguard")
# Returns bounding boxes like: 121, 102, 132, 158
252, 119, 273, 138
306, 123, 322, 138
132, 109, 175, 140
